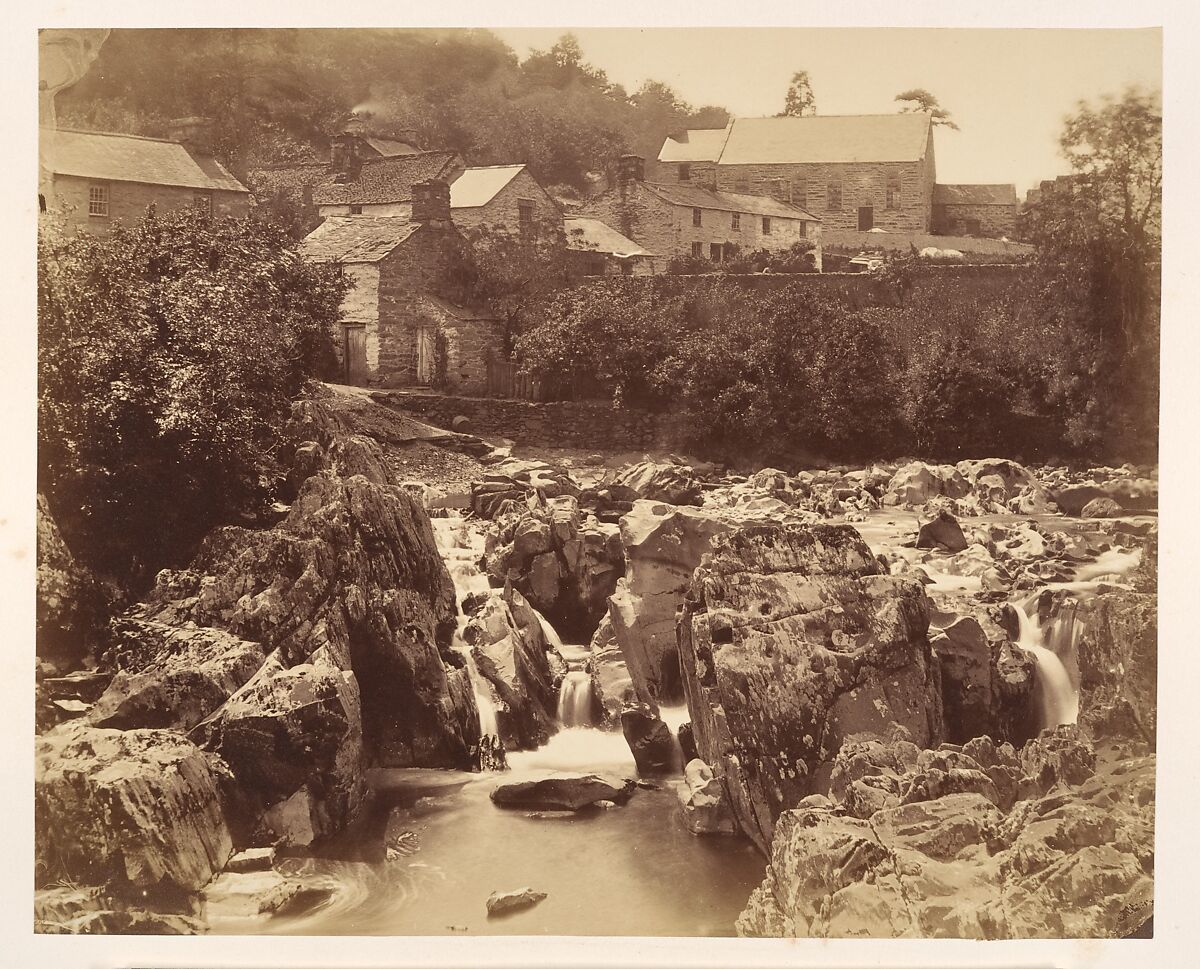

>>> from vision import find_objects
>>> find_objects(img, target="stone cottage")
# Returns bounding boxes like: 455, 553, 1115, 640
449, 164, 562, 235
563, 216, 658, 276
932, 183, 1019, 238
579, 155, 820, 267
298, 181, 501, 393
39, 118, 249, 233
313, 151, 466, 219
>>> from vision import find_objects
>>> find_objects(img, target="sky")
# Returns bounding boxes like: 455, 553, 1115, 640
493, 27, 1162, 193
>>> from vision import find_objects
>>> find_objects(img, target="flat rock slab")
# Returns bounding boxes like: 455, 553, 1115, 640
486, 887, 548, 917
490, 771, 635, 811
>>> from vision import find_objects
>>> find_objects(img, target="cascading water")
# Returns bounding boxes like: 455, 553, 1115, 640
556, 671, 594, 727
1014, 598, 1079, 730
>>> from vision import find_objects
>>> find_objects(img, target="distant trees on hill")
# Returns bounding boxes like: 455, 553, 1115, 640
56, 28, 730, 190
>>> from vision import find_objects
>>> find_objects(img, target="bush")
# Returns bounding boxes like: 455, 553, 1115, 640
38, 204, 346, 583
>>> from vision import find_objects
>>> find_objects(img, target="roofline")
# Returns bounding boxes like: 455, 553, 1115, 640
640, 181, 818, 220
460, 163, 527, 172
42, 126, 179, 145
50, 171, 250, 194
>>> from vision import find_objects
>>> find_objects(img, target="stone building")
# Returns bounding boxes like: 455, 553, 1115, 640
563, 216, 658, 276
298, 181, 501, 393
578, 156, 820, 267
39, 119, 249, 233
312, 151, 466, 219
449, 164, 562, 235
932, 184, 1018, 238
658, 114, 937, 233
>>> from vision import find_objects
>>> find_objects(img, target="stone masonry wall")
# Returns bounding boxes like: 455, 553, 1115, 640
51, 175, 248, 234
451, 169, 562, 235
933, 203, 1017, 239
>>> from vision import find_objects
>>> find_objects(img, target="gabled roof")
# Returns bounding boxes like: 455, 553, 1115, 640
43, 128, 248, 193
363, 137, 422, 157
658, 114, 933, 166
312, 151, 461, 206
657, 125, 732, 164
298, 217, 422, 263
641, 182, 818, 221
564, 217, 654, 258
450, 165, 526, 209
933, 183, 1018, 206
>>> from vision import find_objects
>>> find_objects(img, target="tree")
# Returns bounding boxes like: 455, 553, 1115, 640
895, 88, 959, 130
38, 204, 346, 582
780, 71, 816, 118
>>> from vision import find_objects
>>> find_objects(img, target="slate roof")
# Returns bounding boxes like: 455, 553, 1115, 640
363, 137, 422, 157
312, 151, 461, 206
43, 128, 248, 193
564, 217, 654, 257
933, 183, 1018, 206
657, 125, 733, 164
658, 114, 933, 166
298, 217, 421, 263
450, 165, 525, 209
641, 182, 818, 220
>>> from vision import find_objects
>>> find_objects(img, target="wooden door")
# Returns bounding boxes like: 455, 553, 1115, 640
342, 324, 368, 385
858, 206, 874, 231
415, 326, 436, 386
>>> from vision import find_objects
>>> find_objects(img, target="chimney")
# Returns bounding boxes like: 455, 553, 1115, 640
617, 154, 645, 185
167, 116, 215, 156
412, 179, 451, 225
330, 132, 362, 177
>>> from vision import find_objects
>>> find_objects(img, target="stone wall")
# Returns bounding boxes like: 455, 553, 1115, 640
933, 202, 1018, 239
50, 175, 248, 234
452, 169, 562, 235
319, 201, 412, 219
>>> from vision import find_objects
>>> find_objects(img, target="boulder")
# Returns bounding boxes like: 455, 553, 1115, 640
588, 614, 636, 723
678, 758, 736, 835
1081, 496, 1123, 519
916, 510, 969, 552
35, 722, 233, 898
88, 620, 266, 731
883, 463, 969, 507
620, 702, 677, 773
490, 772, 635, 811
679, 521, 943, 853
486, 887, 547, 917
611, 461, 703, 506
1074, 592, 1157, 743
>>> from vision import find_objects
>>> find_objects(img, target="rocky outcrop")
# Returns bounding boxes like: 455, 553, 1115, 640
484, 495, 624, 639
470, 459, 583, 520
35, 723, 233, 899
679, 521, 943, 853
490, 772, 636, 811
620, 702, 677, 773
884, 462, 969, 507
37, 493, 108, 671
611, 461, 703, 506
1075, 592, 1157, 743
738, 731, 1154, 939
463, 588, 558, 750
1081, 496, 1123, 519
678, 758, 736, 835
487, 887, 548, 917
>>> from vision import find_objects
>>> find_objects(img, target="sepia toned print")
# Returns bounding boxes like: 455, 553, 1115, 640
35, 27, 1159, 938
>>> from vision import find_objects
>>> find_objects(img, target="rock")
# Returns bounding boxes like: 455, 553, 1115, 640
463, 589, 558, 750
452, 415, 471, 432
89, 620, 266, 731
957, 459, 1050, 511
883, 463, 969, 507
679, 758, 736, 835
1051, 484, 1108, 517
35, 722, 233, 898
916, 510, 969, 552
739, 739, 1154, 938
486, 887, 547, 917
197, 654, 365, 847
588, 614, 636, 723
490, 772, 635, 811
611, 461, 703, 506
36, 493, 107, 672
1081, 496, 1123, 519
1075, 592, 1157, 743
225, 847, 276, 873
620, 702, 677, 773
679, 521, 943, 853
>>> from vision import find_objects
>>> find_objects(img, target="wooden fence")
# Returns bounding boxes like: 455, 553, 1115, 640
485, 354, 608, 402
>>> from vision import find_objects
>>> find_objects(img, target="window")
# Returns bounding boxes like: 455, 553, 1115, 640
709, 243, 723, 262
518, 199, 535, 225
691, 241, 704, 259
88, 184, 109, 217
762, 216, 772, 235
886, 172, 901, 210
349, 204, 363, 215
731, 212, 741, 231
679, 164, 691, 181
827, 181, 842, 211
692, 207, 702, 227
194, 192, 213, 216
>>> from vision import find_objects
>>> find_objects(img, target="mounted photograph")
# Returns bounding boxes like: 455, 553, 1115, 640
34, 25, 1160, 940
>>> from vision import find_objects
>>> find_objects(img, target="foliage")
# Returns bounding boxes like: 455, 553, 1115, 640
665, 241, 818, 276
38, 204, 346, 582
58, 29, 730, 193
780, 71, 817, 118
895, 88, 959, 130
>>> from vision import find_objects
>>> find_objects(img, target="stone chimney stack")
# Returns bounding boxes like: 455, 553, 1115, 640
412, 179, 451, 225
617, 154, 645, 185
167, 116, 215, 157
330, 132, 361, 177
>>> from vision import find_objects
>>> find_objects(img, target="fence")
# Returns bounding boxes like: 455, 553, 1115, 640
485, 354, 609, 403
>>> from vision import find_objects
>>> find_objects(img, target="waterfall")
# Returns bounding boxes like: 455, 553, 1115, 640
537, 611, 565, 654
1014, 600, 1080, 730
557, 672, 594, 728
